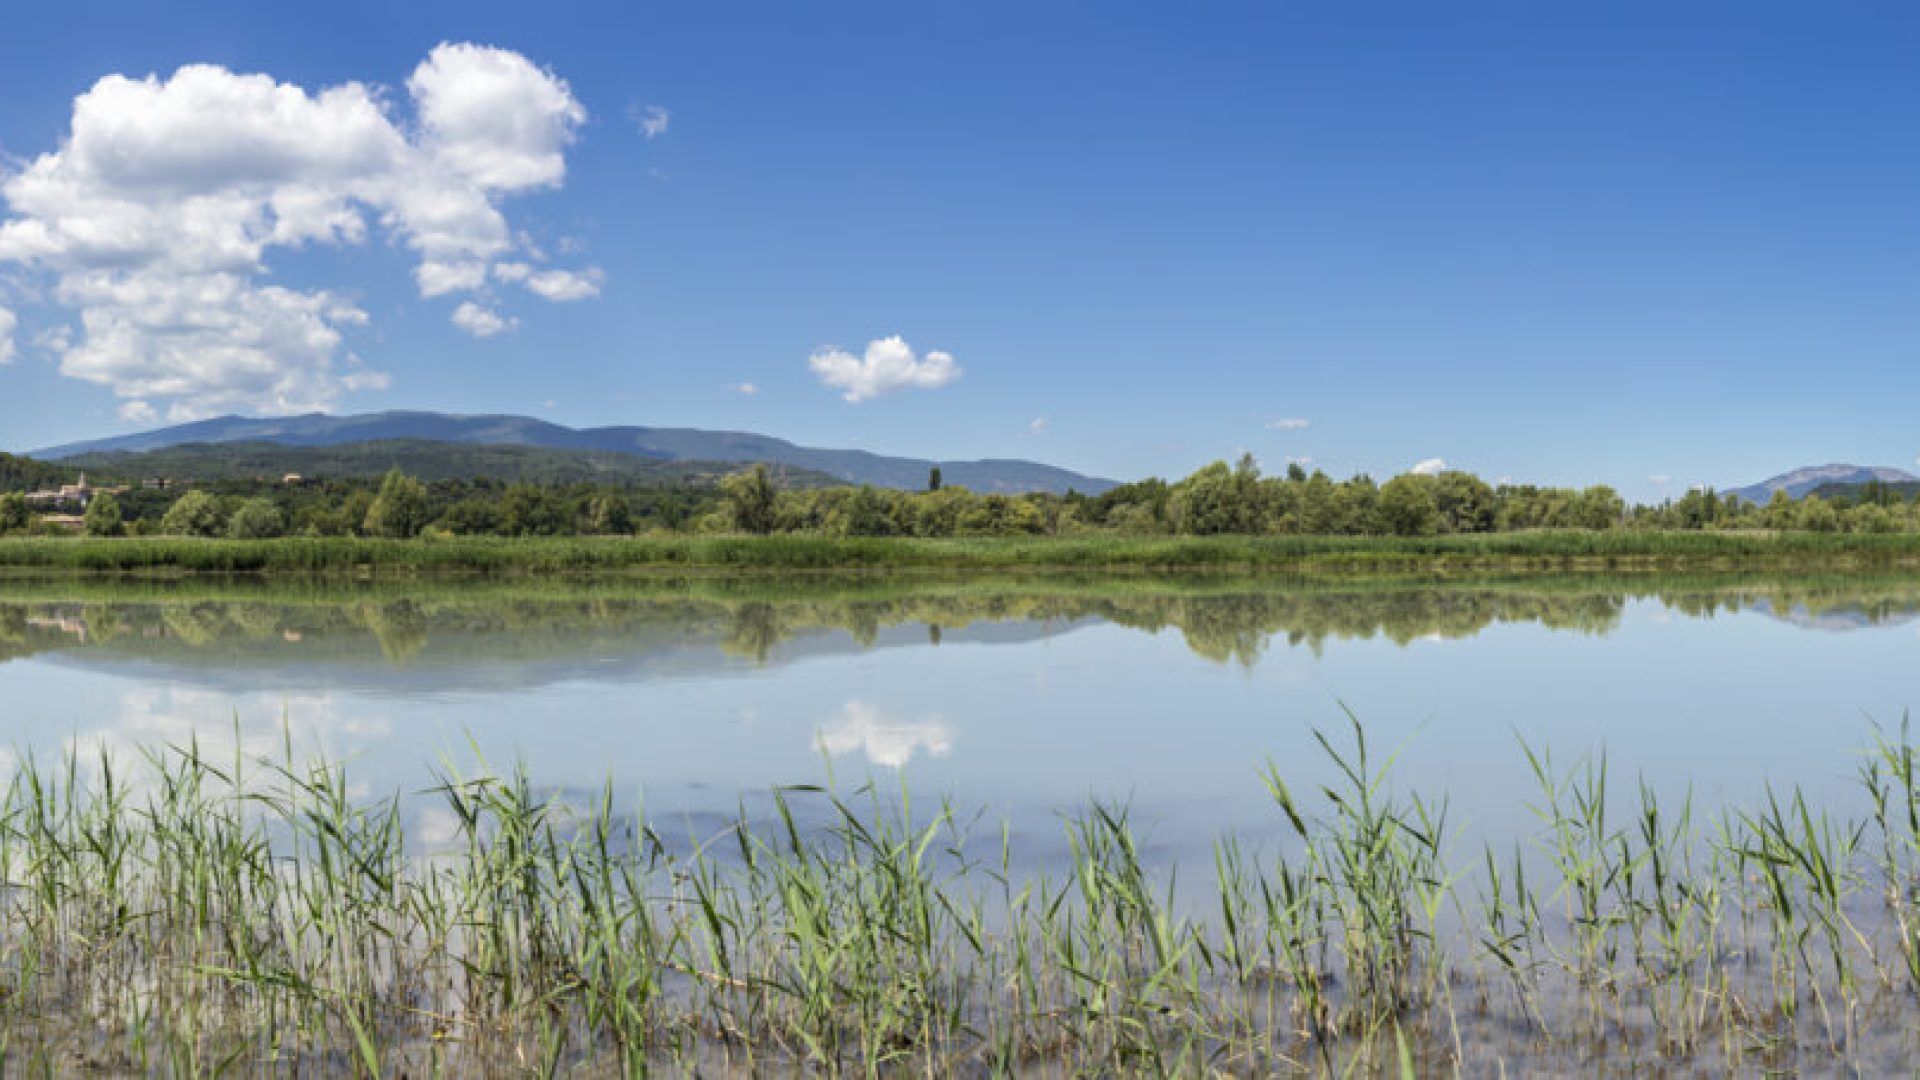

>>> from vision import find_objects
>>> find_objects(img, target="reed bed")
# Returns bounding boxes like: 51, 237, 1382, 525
3, 716, 1920, 1074
10, 530, 1920, 577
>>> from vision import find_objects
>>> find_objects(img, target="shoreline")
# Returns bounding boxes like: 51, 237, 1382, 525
5, 531, 1920, 576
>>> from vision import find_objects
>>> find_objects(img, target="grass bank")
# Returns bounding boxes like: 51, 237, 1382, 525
3, 717, 1920, 1073
8, 530, 1920, 576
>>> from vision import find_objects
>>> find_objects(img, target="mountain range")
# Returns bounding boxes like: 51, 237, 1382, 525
1723, 464, 1919, 505
32, 412, 1116, 495
55, 440, 845, 488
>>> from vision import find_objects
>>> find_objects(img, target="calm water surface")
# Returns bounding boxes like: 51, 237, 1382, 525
2, 573, 1916, 862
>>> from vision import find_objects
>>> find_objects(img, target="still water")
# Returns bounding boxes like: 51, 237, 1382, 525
1, 572, 1916, 862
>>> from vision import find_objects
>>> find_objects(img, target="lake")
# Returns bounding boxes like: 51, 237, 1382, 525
3, 570, 1915, 865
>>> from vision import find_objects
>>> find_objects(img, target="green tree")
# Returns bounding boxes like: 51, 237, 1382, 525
227, 498, 286, 539
721, 464, 778, 535
1761, 488, 1795, 530
1376, 474, 1440, 536
1432, 471, 1495, 533
1170, 455, 1267, 535
928, 466, 942, 492
500, 484, 568, 535
1569, 485, 1625, 530
0, 492, 29, 533
1796, 496, 1839, 533
587, 492, 633, 535
82, 493, 123, 537
437, 498, 502, 535
81, 493, 122, 536
160, 490, 225, 537
363, 469, 430, 538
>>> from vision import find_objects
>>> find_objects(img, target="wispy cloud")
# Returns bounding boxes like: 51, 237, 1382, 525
629, 103, 670, 139
1265, 417, 1309, 431
808, 335, 960, 403
730, 381, 759, 396
1027, 417, 1050, 435
0, 306, 14, 364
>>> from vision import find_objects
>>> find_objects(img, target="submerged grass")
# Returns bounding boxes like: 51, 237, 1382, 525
11, 530, 1920, 576
5, 717, 1920, 1072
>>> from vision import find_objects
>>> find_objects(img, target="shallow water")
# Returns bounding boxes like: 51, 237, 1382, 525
1, 571, 1917, 864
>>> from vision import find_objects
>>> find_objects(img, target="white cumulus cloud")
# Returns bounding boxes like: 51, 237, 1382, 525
1410, 457, 1447, 476
451, 301, 514, 338
0, 43, 596, 418
0, 306, 14, 363
808, 335, 960, 403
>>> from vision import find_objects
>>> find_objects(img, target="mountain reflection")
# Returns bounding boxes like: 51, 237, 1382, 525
1, 573, 1918, 686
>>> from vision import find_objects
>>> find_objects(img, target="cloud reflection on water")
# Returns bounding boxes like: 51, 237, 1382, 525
815, 701, 954, 767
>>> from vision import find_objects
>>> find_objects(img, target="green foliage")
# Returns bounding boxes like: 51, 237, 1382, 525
721, 464, 779, 535
498, 483, 570, 536
0, 452, 70, 494
159, 490, 226, 537
0, 492, 27, 534
586, 492, 633, 535
227, 497, 286, 539
23, 439, 1920, 546
1376, 475, 1439, 536
363, 469, 431, 539
82, 492, 123, 537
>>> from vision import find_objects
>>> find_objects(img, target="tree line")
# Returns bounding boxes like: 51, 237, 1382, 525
6, 456, 1920, 540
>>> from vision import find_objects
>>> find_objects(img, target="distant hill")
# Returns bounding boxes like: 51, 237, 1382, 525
0, 451, 73, 493
33, 411, 1116, 495
1725, 464, 1919, 504
61, 440, 841, 488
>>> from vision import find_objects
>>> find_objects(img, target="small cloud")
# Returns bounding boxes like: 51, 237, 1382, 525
1285, 455, 1315, 467
340, 371, 390, 392
450, 302, 516, 338
1027, 417, 1050, 435
808, 335, 960, 403
0, 306, 15, 363
522, 267, 603, 302
1649, 474, 1673, 486
542, 399, 557, 410
1410, 457, 1447, 476
118, 400, 158, 424
628, 103, 670, 139
1265, 417, 1309, 431
730, 381, 759, 396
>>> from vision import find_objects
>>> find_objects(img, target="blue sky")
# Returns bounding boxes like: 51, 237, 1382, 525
2, 1, 1918, 499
